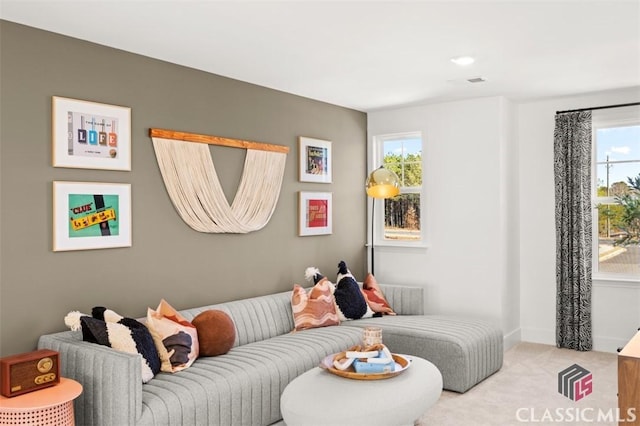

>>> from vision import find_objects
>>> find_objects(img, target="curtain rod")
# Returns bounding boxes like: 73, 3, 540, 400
149, 128, 289, 153
556, 102, 640, 115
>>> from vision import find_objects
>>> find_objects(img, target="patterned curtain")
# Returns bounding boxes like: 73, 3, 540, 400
554, 111, 593, 351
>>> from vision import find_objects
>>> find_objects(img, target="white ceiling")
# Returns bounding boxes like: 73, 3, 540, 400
2, 1, 639, 112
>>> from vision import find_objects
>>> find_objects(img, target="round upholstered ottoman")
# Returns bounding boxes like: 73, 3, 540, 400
280, 355, 442, 426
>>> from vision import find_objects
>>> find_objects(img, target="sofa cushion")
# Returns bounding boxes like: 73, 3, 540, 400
291, 281, 339, 331
147, 299, 199, 372
177, 290, 296, 347
341, 314, 504, 393
192, 310, 235, 356
140, 325, 363, 425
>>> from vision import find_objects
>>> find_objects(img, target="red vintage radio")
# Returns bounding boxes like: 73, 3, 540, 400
0, 349, 60, 397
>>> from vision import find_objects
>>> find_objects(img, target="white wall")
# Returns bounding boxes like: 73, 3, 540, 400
369, 89, 640, 354
368, 96, 520, 349
518, 87, 640, 353
501, 98, 521, 348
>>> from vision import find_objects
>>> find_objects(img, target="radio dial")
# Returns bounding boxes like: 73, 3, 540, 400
37, 357, 53, 373
34, 373, 56, 385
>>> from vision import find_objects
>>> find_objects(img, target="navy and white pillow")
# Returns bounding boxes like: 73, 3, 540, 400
65, 307, 160, 383
333, 261, 377, 321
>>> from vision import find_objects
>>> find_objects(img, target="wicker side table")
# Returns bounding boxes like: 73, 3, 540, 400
0, 378, 82, 426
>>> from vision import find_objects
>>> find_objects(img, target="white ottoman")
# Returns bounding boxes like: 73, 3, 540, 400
280, 355, 442, 426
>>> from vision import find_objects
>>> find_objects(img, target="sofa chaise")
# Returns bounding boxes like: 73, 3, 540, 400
38, 284, 503, 426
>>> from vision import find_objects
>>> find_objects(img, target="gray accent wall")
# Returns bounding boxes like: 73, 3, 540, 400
0, 21, 367, 356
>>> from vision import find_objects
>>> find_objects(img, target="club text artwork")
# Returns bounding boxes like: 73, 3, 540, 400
306, 199, 328, 228
68, 193, 119, 238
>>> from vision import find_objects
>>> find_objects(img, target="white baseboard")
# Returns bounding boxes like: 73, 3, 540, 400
503, 328, 521, 351
520, 326, 555, 346
520, 327, 627, 354
593, 335, 629, 354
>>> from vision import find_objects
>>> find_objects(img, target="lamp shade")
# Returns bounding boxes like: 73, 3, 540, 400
365, 166, 400, 199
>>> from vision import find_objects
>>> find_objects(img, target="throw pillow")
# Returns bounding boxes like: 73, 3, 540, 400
191, 310, 236, 356
333, 261, 376, 321
147, 299, 199, 372
362, 273, 397, 315
64, 309, 161, 383
293, 270, 340, 331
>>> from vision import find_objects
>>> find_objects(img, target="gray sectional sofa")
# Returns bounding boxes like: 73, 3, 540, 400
38, 284, 503, 426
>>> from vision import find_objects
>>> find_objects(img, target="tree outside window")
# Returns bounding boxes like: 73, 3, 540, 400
377, 133, 423, 243
594, 124, 640, 278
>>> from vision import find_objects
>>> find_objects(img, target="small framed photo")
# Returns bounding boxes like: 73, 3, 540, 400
52, 96, 131, 171
299, 191, 332, 236
299, 137, 331, 183
53, 181, 132, 251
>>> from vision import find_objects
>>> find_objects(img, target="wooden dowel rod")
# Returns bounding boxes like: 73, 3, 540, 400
149, 128, 289, 154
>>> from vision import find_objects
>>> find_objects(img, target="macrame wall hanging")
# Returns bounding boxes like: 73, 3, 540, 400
150, 128, 289, 234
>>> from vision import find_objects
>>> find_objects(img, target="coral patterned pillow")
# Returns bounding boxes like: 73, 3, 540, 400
291, 280, 340, 331
362, 273, 396, 315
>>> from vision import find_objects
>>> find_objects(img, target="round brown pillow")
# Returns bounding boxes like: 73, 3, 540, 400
191, 310, 236, 357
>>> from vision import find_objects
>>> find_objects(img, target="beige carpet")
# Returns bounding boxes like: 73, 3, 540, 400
417, 342, 620, 426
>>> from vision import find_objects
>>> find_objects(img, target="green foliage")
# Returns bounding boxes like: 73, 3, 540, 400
383, 152, 422, 187
384, 193, 420, 231
628, 174, 640, 192
381, 151, 422, 237
609, 173, 640, 246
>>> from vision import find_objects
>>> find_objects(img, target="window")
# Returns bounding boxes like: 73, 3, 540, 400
592, 111, 640, 280
372, 132, 424, 246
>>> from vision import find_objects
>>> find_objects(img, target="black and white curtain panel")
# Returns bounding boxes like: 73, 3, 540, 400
554, 111, 593, 351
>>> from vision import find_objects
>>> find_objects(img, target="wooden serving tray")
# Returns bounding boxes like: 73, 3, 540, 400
319, 353, 411, 380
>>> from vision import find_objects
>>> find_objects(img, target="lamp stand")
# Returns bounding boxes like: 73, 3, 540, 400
370, 197, 375, 275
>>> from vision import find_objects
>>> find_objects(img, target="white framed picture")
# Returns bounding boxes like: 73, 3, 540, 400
299, 137, 331, 183
52, 96, 131, 171
53, 181, 132, 251
299, 191, 332, 236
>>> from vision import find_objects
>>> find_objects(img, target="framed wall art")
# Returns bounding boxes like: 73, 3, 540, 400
299, 191, 332, 236
299, 136, 331, 183
52, 96, 131, 171
53, 181, 132, 251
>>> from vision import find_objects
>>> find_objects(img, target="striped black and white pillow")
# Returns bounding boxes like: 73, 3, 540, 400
65, 308, 161, 383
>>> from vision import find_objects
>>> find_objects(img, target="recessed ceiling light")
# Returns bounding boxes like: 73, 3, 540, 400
451, 56, 475, 66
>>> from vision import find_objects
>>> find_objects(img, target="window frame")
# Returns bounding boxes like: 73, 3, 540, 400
370, 131, 427, 248
591, 109, 640, 282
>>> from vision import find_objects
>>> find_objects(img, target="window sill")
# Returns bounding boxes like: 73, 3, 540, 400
593, 275, 640, 288
367, 242, 430, 250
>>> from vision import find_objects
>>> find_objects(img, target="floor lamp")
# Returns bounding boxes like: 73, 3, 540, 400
365, 166, 400, 275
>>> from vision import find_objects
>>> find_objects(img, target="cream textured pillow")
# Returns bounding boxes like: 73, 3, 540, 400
147, 299, 199, 372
